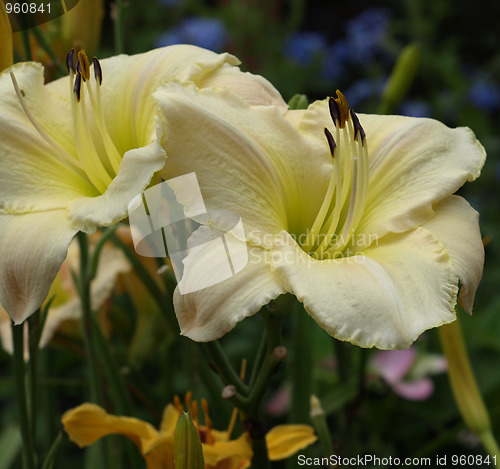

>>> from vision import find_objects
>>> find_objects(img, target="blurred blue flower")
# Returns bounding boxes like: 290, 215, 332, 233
344, 78, 385, 109
345, 7, 391, 63
284, 32, 328, 66
468, 78, 500, 113
156, 17, 228, 52
399, 100, 431, 118
322, 40, 351, 81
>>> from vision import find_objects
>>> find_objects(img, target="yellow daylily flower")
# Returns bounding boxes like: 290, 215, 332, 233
157, 84, 485, 349
62, 396, 316, 468
0, 45, 287, 325
0, 233, 130, 357
0, 0, 13, 72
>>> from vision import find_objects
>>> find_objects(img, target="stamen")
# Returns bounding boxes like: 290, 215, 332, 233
93, 57, 102, 85
173, 395, 184, 413
201, 398, 214, 444
332, 90, 349, 128
85, 73, 122, 174
191, 400, 199, 425
324, 127, 336, 157
77, 50, 91, 81
328, 96, 341, 127
73, 72, 82, 102
10, 71, 86, 173
349, 109, 366, 142
185, 391, 193, 415
311, 92, 370, 259
66, 49, 75, 73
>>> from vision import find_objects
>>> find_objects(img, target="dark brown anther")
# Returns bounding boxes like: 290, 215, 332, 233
93, 57, 102, 85
350, 109, 366, 143
73, 72, 82, 102
324, 127, 336, 158
332, 90, 350, 128
66, 49, 75, 73
328, 96, 341, 127
77, 50, 91, 82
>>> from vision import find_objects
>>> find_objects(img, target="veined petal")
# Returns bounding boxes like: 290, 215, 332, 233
62, 403, 158, 451
0, 211, 77, 324
270, 229, 458, 349
46, 45, 283, 152
156, 80, 330, 239
67, 117, 166, 231
174, 244, 285, 342
265, 425, 317, 460
38, 239, 130, 347
422, 195, 484, 314
295, 100, 486, 239
196, 62, 287, 112
0, 63, 96, 213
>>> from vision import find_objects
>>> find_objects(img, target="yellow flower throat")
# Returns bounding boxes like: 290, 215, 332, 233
10, 49, 122, 195
303, 91, 369, 260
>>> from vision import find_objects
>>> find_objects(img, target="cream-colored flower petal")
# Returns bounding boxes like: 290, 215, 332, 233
156, 80, 330, 240
270, 229, 458, 349
196, 62, 287, 111
296, 100, 486, 238
0, 211, 77, 324
67, 119, 166, 231
422, 195, 484, 314
46, 45, 279, 152
174, 244, 285, 342
0, 63, 96, 213
265, 425, 317, 460
62, 403, 159, 452
38, 240, 130, 348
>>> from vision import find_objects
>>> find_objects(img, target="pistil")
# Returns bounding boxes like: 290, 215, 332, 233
307, 91, 369, 259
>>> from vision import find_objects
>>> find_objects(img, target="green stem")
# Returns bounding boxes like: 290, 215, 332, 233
27, 311, 40, 445
90, 316, 132, 415
12, 322, 36, 469
203, 341, 249, 396
109, 232, 178, 333
77, 232, 101, 404
249, 332, 267, 388
289, 304, 314, 424
30, 26, 66, 75
250, 434, 270, 469
41, 433, 62, 469
439, 318, 499, 460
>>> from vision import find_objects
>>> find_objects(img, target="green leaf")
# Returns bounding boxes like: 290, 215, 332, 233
288, 94, 309, 110
0, 425, 22, 469
174, 412, 204, 469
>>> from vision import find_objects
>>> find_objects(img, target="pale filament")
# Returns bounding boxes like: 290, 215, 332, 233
307, 92, 369, 260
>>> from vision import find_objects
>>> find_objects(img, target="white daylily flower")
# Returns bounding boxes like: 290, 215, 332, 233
156, 84, 485, 349
0, 45, 287, 324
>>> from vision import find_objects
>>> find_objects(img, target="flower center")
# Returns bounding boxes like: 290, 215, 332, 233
68, 49, 122, 193
9, 49, 122, 195
302, 90, 369, 260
